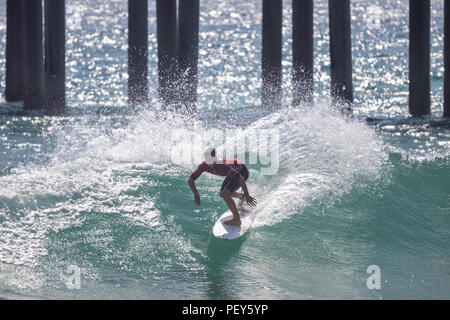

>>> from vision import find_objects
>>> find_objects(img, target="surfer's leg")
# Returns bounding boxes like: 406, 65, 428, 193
230, 166, 248, 200
230, 191, 244, 199
230, 191, 245, 209
220, 189, 241, 226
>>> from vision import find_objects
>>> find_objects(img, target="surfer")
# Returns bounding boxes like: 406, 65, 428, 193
188, 148, 257, 226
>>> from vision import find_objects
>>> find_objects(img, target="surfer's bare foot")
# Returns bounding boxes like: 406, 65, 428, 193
224, 219, 241, 226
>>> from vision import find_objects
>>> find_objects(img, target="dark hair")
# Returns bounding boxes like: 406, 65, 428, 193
211, 148, 216, 157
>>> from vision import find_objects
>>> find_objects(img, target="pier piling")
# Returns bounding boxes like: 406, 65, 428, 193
128, 0, 149, 106
44, 0, 66, 114
409, 0, 430, 116
444, 0, 450, 118
4, 0, 450, 119
5, 0, 25, 102
328, 0, 353, 111
156, 0, 178, 108
292, 0, 313, 105
262, 0, 282, 108
178, 0, 200, 113
23, 0, 44, 110
128, 0, 148, 105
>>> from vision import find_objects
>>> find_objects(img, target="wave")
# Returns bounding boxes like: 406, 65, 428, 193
0, 100, 389, 266
229, 101, 389, 227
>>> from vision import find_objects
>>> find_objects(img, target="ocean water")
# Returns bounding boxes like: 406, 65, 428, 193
0, 0, 449, 299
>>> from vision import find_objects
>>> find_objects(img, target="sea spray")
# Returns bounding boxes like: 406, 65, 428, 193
241, 101, 389, 227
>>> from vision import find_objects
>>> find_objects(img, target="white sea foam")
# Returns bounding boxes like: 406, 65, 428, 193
0, 158, 161, 266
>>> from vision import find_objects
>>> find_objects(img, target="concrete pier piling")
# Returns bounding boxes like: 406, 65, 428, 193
262, 0, 282, 108
292, 0, 313, 105
156, 0, 178, 108
444, 0, 450, 118
128, 0, 149, 106
45, 0, 66, 114
3, 0, 450, 119
23, 0, 44, 110
328, 0, 353, 111
409, 0, 430, 116
178, 0, 200, 113
5, 0, 25, 102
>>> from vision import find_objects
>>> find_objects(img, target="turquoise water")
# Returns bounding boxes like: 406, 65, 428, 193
0, 0, 449, 299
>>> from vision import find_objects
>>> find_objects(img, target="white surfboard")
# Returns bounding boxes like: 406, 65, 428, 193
213, 199, 254, 240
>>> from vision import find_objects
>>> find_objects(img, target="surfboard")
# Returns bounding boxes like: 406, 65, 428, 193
212, 199, 254, 240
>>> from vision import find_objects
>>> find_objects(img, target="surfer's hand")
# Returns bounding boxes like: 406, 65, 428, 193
194, 192, 200, 206
245, 194, 257, 207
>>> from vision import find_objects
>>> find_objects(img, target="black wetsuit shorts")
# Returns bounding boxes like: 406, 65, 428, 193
220, 164, 249, 193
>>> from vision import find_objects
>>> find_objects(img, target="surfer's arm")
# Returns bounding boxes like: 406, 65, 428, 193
188, 175, 201, 205
238, 176, 257, 207
238, 176, 249, 195
188, 175, 198, 194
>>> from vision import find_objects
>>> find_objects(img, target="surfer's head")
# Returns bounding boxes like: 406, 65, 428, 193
204, 147, 217, 166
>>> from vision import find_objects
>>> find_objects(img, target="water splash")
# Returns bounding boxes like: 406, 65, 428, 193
240, 101, 389, 227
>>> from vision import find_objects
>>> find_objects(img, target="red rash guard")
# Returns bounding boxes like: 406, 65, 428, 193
190, 158, 242, 181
